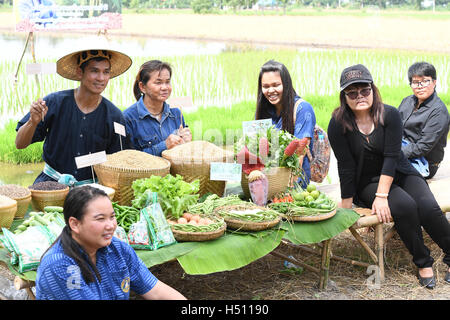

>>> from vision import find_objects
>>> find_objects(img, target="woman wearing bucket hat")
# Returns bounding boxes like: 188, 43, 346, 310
398, 62, 450, 180
327, 64, 450, 289
15, 49, 132, 187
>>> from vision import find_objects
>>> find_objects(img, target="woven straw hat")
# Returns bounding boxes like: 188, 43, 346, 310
56, 48, 132, 81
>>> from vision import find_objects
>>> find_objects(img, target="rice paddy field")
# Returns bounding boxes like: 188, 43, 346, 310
1, 47, 449, 164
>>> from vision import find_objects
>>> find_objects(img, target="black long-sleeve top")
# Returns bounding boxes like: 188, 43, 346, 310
327, 104, 419, 201
398, 91, 449, 165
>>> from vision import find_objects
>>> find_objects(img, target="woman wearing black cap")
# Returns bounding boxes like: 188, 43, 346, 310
327, 64, 450, 289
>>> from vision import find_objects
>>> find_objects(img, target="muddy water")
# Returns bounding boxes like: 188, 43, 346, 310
0, 162, 44, 187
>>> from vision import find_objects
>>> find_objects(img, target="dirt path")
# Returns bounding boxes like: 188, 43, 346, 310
1, 11, 450, 53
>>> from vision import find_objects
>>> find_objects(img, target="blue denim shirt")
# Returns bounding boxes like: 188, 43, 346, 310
268, 96, 316, 186
123, 97, 186, 156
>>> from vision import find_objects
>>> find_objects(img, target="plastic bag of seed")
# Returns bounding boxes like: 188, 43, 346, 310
140, 192, 176, 250
1, 226, 54, 272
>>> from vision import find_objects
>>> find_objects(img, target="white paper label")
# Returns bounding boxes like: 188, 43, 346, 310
210, 162, 242, 181
242, 119, 272, 135
114, 122, 126, 137
75, 151, 107, 169
26, 63, 56, 75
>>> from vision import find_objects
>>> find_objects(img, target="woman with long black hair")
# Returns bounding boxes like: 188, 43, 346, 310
328, 64, 450, 289
255, 60, 316, 187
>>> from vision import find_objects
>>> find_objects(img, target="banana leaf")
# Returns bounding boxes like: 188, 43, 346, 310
281, 208, 360, 245
136, 241, 200, 268
177, 228, 285, 275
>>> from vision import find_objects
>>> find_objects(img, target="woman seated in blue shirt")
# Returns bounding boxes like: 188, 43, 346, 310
36, 185, 186, 300
255, 60, 316, 187
124, 60, 192, 156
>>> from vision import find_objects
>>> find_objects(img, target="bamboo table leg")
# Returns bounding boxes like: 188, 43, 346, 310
319, 239, 332, 290
374, 224, 385, 282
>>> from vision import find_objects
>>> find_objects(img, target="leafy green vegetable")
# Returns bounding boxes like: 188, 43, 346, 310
131, 174, 200, 219
234, 125, 303, 176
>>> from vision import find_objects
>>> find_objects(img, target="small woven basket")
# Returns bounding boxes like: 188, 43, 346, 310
29, 187, 70, 212
241, 166, 292, 200
171, 223, 226, 242
0, 196, 17, 228
283, 208, 337, 222
214, 203, 281, 231
93, 151, 171, 206
162, 141, 235, 197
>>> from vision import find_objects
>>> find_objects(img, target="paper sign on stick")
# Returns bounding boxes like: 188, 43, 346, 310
242, 119, 272, 135
26, 63, 56, 75
75, 151, 107, 169
114, 122, 126, 137
210, 162, 242, 181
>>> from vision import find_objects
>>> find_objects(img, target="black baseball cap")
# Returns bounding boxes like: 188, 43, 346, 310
340, 64, 373, 91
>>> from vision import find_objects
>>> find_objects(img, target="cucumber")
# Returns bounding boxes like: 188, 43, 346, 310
35, 214, 50, 225
44, 206, 64, 213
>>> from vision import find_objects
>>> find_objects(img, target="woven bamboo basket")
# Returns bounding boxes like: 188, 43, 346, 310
171, 223, 226, 242
29, 187, 70, 212
162, 141, 235, 197
241, 166, 292, 200
0, 195, 18, 228
214, 203, 281, 231
169, 214, 226, 242
93, 150, 171, 206
283, 208, 337, 222
13, 193, 32, 219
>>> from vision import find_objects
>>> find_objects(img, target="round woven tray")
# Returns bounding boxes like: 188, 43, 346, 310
162, 141, 234, 197
283, 208, 337, 222
214, 203, 281, 231
93, 157, 170, 206
224, 216, 281, 231
29, 187, 70, 212
171, 223, 226, 242
241, 167, 292, 200
0, 196, 18, 228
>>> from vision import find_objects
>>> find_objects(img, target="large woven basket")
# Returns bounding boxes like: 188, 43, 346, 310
29, 187, 70, 212
241, 166, 292, 200
13, 193, 32, 219
0, 195, 17, 228
162, 141, 235, 197
93, 150, 171, 206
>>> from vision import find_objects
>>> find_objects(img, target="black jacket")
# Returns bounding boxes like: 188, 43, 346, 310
328, 104, 419, 201
398, 91, 449, 165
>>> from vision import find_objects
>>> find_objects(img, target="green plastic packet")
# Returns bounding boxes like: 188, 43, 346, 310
141, 192, 177, 250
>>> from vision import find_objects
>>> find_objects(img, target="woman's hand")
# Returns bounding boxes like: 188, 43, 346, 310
372, 196, 391, 224
165, 134, 184, 150
178, 126, 192, 143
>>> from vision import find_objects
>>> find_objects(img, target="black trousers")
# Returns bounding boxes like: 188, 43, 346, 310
358, 173, 450, 269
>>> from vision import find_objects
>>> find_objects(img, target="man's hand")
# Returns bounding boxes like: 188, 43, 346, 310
29, 98, 48, 125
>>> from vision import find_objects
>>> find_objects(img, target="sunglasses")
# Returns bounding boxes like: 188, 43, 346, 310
344, 87, 372, 100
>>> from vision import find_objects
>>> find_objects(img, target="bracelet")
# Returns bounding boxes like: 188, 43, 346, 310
375, 193, 389, 198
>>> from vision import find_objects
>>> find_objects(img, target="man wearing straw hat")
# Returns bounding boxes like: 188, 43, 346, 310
15, 48, 132, 187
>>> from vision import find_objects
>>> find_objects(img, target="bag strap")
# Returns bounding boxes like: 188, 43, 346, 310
293, 98, 313, 162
